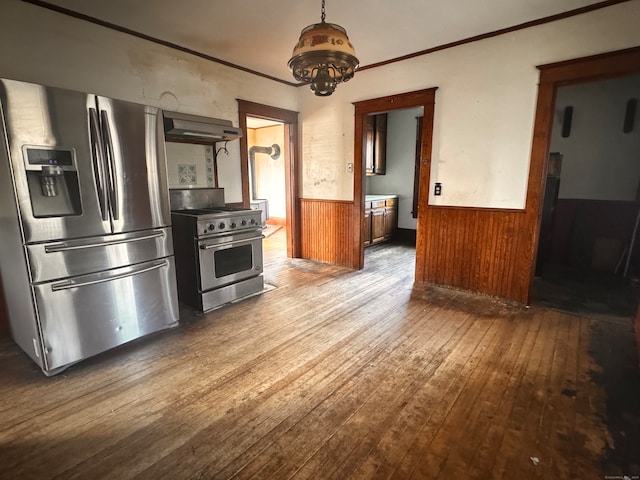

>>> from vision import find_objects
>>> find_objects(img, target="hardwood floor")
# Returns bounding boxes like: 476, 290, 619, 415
0, 229, 637, 479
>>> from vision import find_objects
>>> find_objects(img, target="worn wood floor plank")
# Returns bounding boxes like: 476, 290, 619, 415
327, 308, 477, 479
219, 298, 460, 479
469, 313, 544, 479
289, 305, 474, 479
0, 231, 632, 480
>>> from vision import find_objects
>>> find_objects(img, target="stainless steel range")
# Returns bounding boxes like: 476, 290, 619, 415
170, 188, 265, 312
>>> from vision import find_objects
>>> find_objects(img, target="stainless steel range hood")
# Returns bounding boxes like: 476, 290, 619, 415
163, 111, 243, 143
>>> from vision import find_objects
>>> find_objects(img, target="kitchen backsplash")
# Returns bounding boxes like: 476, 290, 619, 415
166, 142, 215, 188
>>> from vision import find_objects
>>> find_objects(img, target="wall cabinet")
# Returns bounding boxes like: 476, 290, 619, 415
365, 113, 387, 176
364, 196, 397, 246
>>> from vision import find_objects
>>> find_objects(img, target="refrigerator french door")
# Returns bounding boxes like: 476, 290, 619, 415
0, 78, 179, 375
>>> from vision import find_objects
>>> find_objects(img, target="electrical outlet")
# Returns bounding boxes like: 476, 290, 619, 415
434, 182, 442, 196
346, 163, 353, 173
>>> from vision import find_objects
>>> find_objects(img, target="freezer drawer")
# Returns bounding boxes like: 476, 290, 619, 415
26, 227, 174, 283
33, 257, 179, 374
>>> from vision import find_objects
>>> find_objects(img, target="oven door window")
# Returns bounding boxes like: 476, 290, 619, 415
198, 233, 263, 291
214, 244, 253, 278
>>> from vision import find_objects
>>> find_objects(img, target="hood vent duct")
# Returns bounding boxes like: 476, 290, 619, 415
163, 111, 243, 143
249, 144, 281, 199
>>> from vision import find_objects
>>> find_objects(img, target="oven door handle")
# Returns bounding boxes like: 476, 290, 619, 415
199, 235, 264, 250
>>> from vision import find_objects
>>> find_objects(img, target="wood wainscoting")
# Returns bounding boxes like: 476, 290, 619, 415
300, 199, 356, 267
416, 206, 530, 302
549, 199, 636, 268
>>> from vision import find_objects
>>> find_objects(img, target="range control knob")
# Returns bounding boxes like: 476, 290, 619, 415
240, 219, 247, 226
230, 222, 237, 228
250, 218, 256, 225
207, 223, 215, 231
218, 222, 226, 230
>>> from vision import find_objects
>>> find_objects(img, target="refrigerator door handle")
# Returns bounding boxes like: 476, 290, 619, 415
89, 107, 109, 222
100, 109, 120, 221
44, 231, 165, 253
50, 259, 168, 291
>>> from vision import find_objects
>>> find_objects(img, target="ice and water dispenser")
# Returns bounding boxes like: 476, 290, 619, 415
23, 147, 82, 217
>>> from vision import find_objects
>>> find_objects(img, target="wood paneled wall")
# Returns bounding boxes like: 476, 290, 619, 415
416, 207, 530, 302
300, 199, 356, 267
550, 199, 637, 266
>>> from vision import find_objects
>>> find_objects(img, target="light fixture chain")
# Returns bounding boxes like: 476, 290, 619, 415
321, 0, 326, 22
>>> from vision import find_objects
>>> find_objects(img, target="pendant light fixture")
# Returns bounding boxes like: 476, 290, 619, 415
288, 0, 359, 96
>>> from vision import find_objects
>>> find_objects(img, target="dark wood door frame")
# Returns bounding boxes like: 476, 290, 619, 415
526, 46, 640, 301
237, 99, 301, 258
353, 89, 437, 270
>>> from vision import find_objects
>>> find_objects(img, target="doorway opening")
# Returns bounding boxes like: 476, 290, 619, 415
533, 73, 640, 316
362, 107, 424, 265
352, 89, 437, 273
527, 47, 640, 315
237, 100, 300, 260
246, 117, 286, 238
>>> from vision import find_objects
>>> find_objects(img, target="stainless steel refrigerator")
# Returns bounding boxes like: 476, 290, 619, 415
0, 78, 179, 375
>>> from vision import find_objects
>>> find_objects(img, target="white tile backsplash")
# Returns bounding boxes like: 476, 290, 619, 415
166, 142, 209, 188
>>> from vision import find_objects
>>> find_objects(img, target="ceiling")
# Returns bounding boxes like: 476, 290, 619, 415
40, 0, 609, 84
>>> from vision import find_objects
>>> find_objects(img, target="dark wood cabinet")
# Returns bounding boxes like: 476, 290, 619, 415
363, 206, 372, 246
364, 116, 375, 175
365, 196, 398, 246
371, 206, 385, 243
364, 113, 387, 176
383, 202, 397, 239
373, 114, 387, 175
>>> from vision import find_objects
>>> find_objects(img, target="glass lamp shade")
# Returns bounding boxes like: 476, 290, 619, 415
288, 21, 359, 96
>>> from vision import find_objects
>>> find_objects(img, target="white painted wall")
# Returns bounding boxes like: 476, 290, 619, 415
1, 1, 639, 210
297, 2, 640, 209
550, 74, 640, 201
0, 0, 297, 203
367, 107, 424, 230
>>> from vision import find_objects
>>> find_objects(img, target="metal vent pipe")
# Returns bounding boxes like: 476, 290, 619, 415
249, 144, 281, 199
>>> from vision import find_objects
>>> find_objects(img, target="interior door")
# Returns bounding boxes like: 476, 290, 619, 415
97, 96, 171, 234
